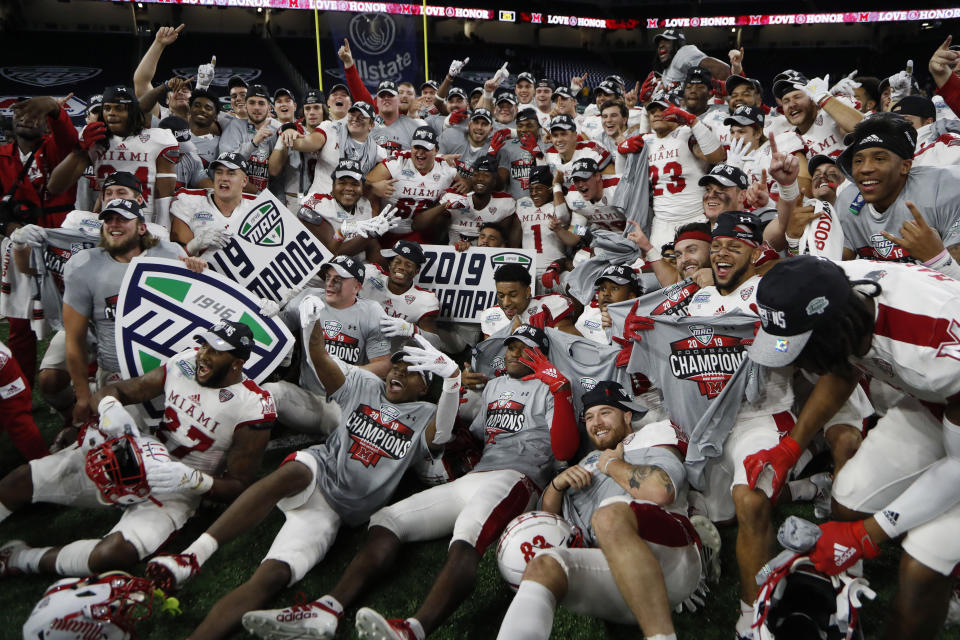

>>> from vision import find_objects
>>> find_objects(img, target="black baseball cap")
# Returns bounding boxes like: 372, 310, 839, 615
391, 345, 432, 384
495, 92, 518, 105
99, 198, 144, 221
209, 151, 249, 175
411, 126, 438, 149
595, 81, 622, 97
303, 89, 324, 105
348, 101, 375, 120
517, 72, 536, 85
604, 74, 626, 88
158, 115, 190, 143
246, 84, 270, 101
749, 256, 851, 368
699, 164, 749, 190
549, 114, 576, 131
570, 157, 600, 180
724, 105, 765, 128
447, 87, 467, 100
327, 83, 350, 96
194, 319, 254, 360
773, 72, 808, 100
377, 80, 399, 96
102, 85, 136, 105
582, 380, 645, 413
87, 94, 103, 114
319, 255, 365, 283
227, 76, 248, 90
594, 264, 641, 289
654, 28, 684, 43
553, 86, 575, 101
529, 165, 552, 186
102, 171, 142, 194
516, 108, 540, 123
273, 87, 294, 101
725, 75, 758, 96
891, 95, 936, 121
470, 108, 494, 123
470, 87, 484, 97
504, 323, 549, 356
420, 80, 439, 91
712, 211, 761, 246
332, 158, 364, 182
382, 240, 426, 265
685, 67, 712, 85
536, 78, 557, 90
646, 90, 678, 110
473, 155, 498, 174
807, 154, 837, 177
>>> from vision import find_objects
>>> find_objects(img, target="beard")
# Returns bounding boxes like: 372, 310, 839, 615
197, 361, 233, 388
714, 261, 752, 295
100, 230, 140, 256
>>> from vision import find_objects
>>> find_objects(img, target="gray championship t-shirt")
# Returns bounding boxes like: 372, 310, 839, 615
219, 117, 279, 194
662, 44, 708, 85
34, 228, 98, 331
306, 365, 435, 526
62, 241, 186, 372
497, 138, 547, 200
372, 115, 425, 154
438, 128, 492, 178
191, 132, 220, 166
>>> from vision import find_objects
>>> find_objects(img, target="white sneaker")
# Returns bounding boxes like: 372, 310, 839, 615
145, 552, 200, 591
0, 540, 26, 577
809, 472, 833, 519
242, 599, 340, 639
355, 607, 418, 640
691, 515, 722, 583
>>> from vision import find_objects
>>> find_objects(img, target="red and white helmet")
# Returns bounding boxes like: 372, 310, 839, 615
84, 435, 152, 506
496, 511, 583, 591
22, 571, 155, 640
753, 553, 876, 640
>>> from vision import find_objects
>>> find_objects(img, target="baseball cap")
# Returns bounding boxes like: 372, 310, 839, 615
332, 158, 364, 182
470, 87, 484, 97
227, 75, 248, 90
411, 126, 438, 149
685, 67, 712, 85
516, 108, 540, 123
470, 108, 494, 123
594, 264, 641, 288
348, 101, 375, 120
654, 28, 684, 43
390, 346, 432, 385
536, 78, 557, 90
807, 154, 837, 177
773, 72, 808, 100
749, 255, 850, 368
158, 115, 191, 143
246, 84, 270, 101
87, 94, 103, 114
646, 90, 679, 110
473, 155, 498, 174
604, 74, 626, 88
193, 320, 254, 360
891, 95, 936, 121
377, 80, 399, 96
420, 80, 439, 92
581, 380, 645, 414
504, 323, 549, 356
595, 81, 622, 97
302, 89, 324, 105
517, 72, 536, 85
382, 240, 426, 265
273, 87, 294, 101
327, 83, 350, 96
319, 255, 365, 283
553, 86, 575, 101
102, 85, 136, 105
447, 87, 467, 100
712, 211, 761, 246
209, 151, 249, 175
723, 105, 765, 128
102, 171, 142, 194
725, 75, 757, 96
98, 198, 143, 221
699, 164, 749, 190
570, 157, 600, 180
549, 114, 576, 131
495, 92, 518, 105
528, 165, 553, 186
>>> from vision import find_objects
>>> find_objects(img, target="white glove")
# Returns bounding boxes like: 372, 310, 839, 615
402, 333, 459, 378
888, 60, 913, 103
793, 75, 830, 105
142, 443, 214, 495
258, 298, 281, 318
371, 205, 400, 236
830, 70, 860, 99
724, 137, 755, 168
299, 294, 326, 329
195, 56, 216, 91
448, 57, 470, 78
186, 226, 231, 255
442, 193, 470, 210
380, 316, 416, 338
10, 224, 47, 248
97, 397, 140, 438
491, 62, 510, 87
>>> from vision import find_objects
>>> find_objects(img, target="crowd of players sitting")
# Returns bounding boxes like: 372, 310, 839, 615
3, 21, 960, 640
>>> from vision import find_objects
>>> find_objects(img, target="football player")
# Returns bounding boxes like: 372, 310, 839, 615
361, 240, 442, 344
298, 158, 378, 259
479, 263, 577, 337
891, 95, 960, 167
218, 84, 280, 194
438, 108, 497, 177
496, 108, 548, 200
544, 115, 613, 187
652, 28, 731, 88
301, 101, 385, 197
439, 155, 517, 244
772, 71, 863, 160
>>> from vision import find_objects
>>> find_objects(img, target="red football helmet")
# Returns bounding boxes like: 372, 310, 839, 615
84, 435, 152, 506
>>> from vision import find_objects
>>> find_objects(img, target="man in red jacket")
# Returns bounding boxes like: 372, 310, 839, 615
0, 96, 79, 388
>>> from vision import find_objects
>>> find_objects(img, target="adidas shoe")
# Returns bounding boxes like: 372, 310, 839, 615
242, 599, 341, 639
145, 552, 200, 592
691, 515, 722, 583
355, 607, 418, 640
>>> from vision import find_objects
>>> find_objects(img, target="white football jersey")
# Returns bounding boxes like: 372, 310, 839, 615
575, 302, 608, 344
545, 141, 612, 187
763, 109, 794, 142
157, 350, 276, 475
798, 107, 848, 159
439, 190, 517, 243
913, 124, 960, 167
88, 128, 179, 223
740, 133, 805, 202
515, 197, 569, 270
578, 114, 604, 141
698, 106, 732, 148
297, 192, 374, 240
480, 293, 574, 336
381, 153, 458, 234
565, 176, 625, 233
644, 127, 706, 223
170, 188, 256, 236
361, 264, 440, 323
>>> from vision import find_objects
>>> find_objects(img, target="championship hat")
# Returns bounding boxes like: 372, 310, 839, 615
582, 380, 645, 413
101, 171, 143, 194
552, 86, 575, 101
209, 151, 249, 175
319, 255, 365, 283
332, 158, 364, 182
193, 320, 254, 360
548, 114, 576, 131
382, 240, 427, 265
98, 198, 144, 221
712, 211, 761, 246
698, 164, 750, 190
470, 108, 494, 124
377, 80, 399, 96
348, 101, 375, 120
723, 105, 765, 128
273, 87, 294, 101
504, 323, 549, 356
516, 108, 540, 123
570, 157, 600, 180
594, 264, 642, 290
102, 85, 137, 105
411, 126, 438, 149
528, 165, 553, 186
302, 89, 324, 105
246, 84, 271, 101
474, 155, 498, 174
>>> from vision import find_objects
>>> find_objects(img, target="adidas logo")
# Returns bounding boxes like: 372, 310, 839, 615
882, 509, 899, 526
834, 543, 856, 567
859, 134, 883, 145
545, 368, 558, 377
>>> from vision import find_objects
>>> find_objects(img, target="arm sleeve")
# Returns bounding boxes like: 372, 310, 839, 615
45, 107, 80, 164
547, 392, 579, 461
936, 73, 960, 117
344, 65, 376, 112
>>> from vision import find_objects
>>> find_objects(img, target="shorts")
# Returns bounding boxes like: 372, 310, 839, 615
30, 444, 200, 558
264, 451, 342, 585
369, 469, 538, 553
262, 381, 340, 436
647, 213, 708, 262
39, 330, 97, 372
902, 501, 960, 577
701, 411, 794, 522
833, 396, 942, 513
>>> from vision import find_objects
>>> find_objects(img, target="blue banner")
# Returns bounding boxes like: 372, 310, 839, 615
328, 12, 419, 89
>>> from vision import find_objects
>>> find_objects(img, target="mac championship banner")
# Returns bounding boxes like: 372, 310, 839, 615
413, 245, 537, 323
328, 12, 420, 88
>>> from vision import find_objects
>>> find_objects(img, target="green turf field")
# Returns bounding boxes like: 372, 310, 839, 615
1, 319, 957, 639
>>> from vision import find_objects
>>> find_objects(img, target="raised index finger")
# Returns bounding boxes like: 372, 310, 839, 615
905, 201, 930, 227
769, 132, 779, 155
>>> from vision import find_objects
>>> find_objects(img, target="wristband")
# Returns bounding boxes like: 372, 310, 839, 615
601, 456, 617, 475
923, 249, 949, 267
691, 120, 722, 155
817, 94, 832, 109
195, 471, 215, 494
280, 122, 299, 133
482, 89, 494, 102
777, 180, 800, 201
550, 479, 562, 492
571, 224, 588, 237
785, 235, 801, 257
553, 184, 564, 194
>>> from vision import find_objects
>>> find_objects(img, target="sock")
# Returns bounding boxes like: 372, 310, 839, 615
184, 533, 219, 566
736, 599, 755, 638
787, 477, 817, 502
54, 539, 99, 576
317, 594, 343, 616
495, 581, 557, 640
11, 546, 51, 573
0, 502, 12, 523
646, 635, 677, 640
405, 617, 426, 640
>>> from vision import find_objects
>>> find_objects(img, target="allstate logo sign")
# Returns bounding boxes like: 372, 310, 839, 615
348, 13, 396, 56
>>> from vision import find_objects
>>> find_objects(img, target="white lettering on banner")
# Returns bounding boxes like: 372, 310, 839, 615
414, 245, 537, 323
